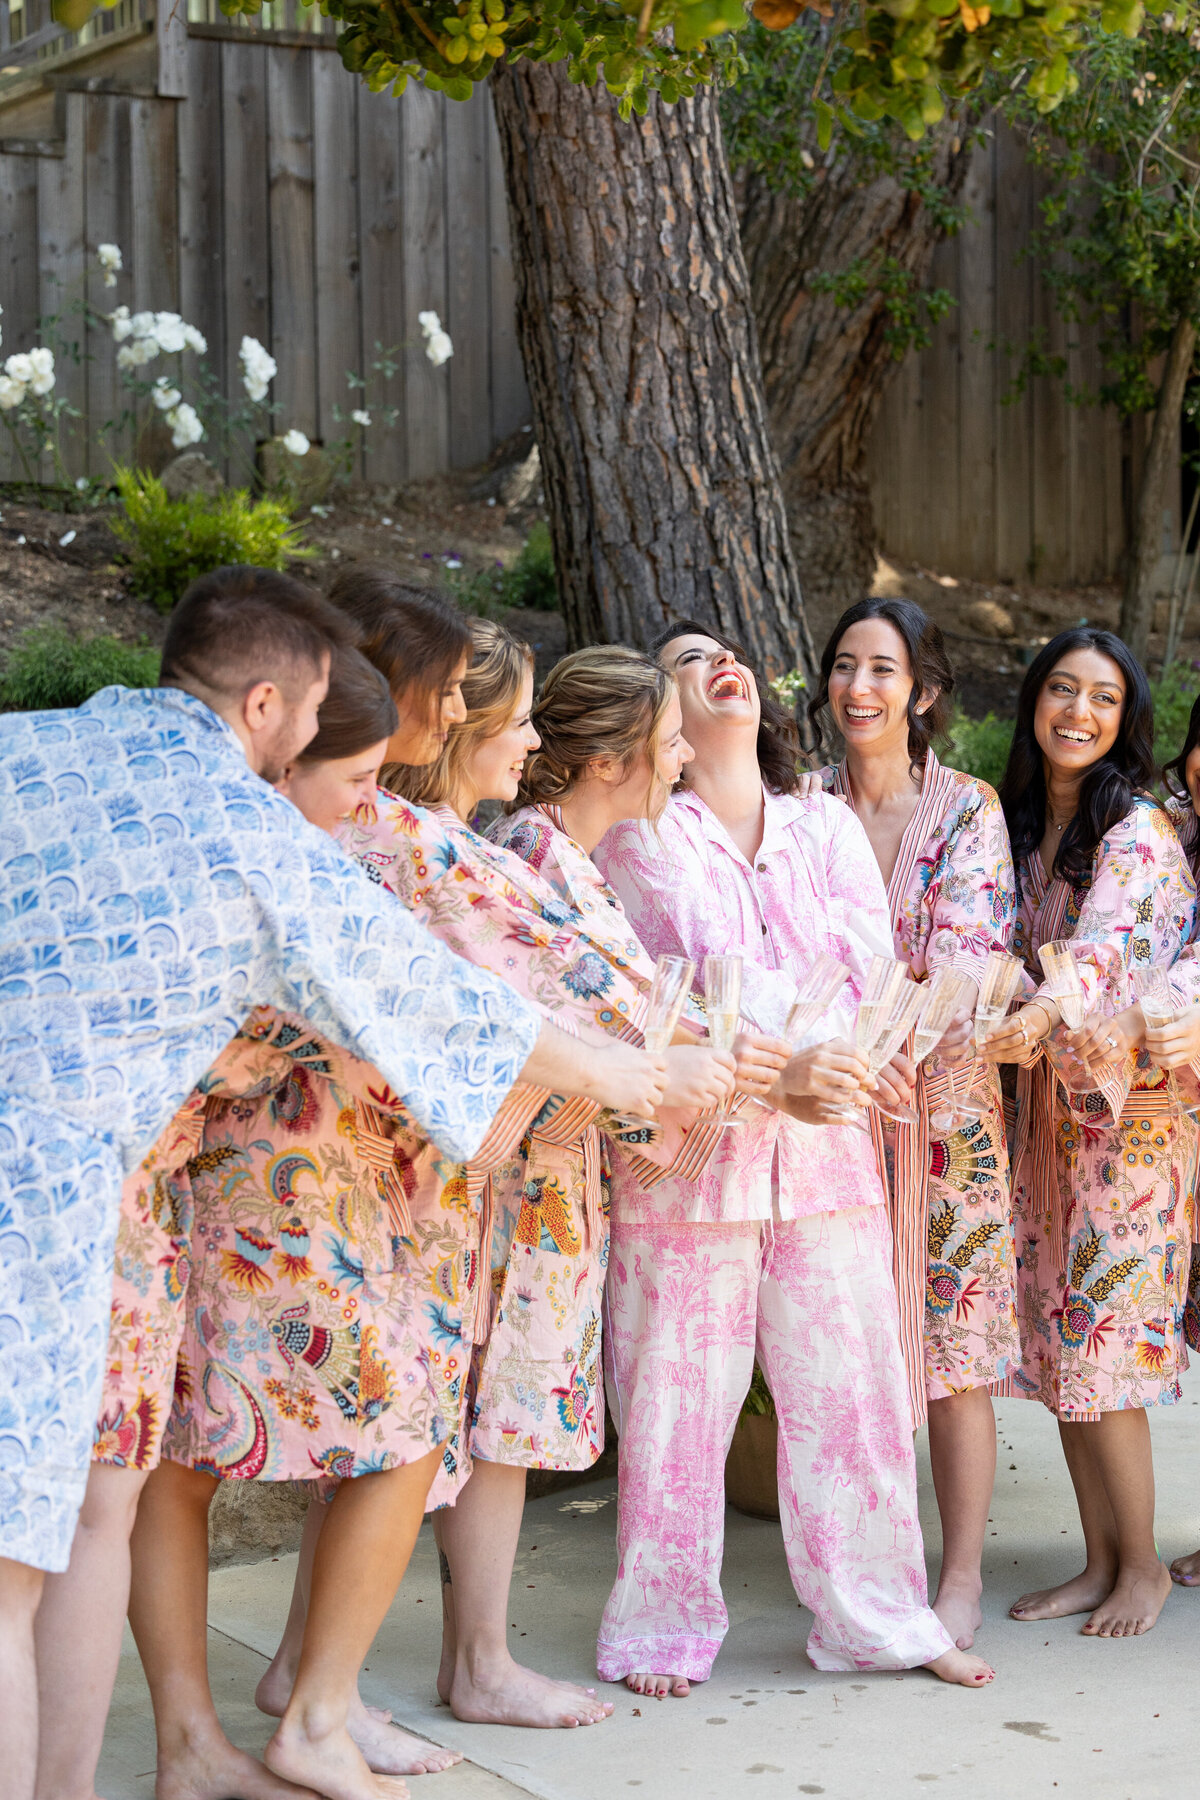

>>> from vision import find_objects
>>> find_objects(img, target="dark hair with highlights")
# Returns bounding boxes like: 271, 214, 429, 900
298, 645, 398, 765
650, 617, 800, 796
327, 567, 471, 718
1162, 690, 1200, 803
998, 627, 1156, 890
807, 598, 954, 774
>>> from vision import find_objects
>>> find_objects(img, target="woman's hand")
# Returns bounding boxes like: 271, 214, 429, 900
1067, 1003, 1142, 1065
590, 1041, 667, 1118
661, 1045, 737, 1113
934, 1011, 976, 1067
871, 1049, 917, 1114
977, 1001, 1055, 1065
780, 1038, 871, 1109
1144, 1001, 1200, 1070
730, 1031, 792, 1097
796, 771, 824, 800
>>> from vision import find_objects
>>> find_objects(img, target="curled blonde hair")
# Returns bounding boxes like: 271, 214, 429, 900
514, 646, 675, 822
398, 617, 534, 808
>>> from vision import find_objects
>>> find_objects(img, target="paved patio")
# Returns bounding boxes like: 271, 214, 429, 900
99, 1397, 1200, 1800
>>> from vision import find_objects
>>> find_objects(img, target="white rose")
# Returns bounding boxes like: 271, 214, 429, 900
166, 402, 204, 448
0, 374, 25, 411
5, 352, 33, 384
282, 429, 310, 456
151, 378, 181, 412
240, 335, 277, 402
117, 339, 159, 369
424, 329, 453, 367
153, 312, 188, 354
129, 312, 157, 341
26, 347, 55, 396
110, 305, 133, 342
351, 409, 371, 427
97, 242, 122, 270
417, 310, 441, 333
182, 324, 207, 355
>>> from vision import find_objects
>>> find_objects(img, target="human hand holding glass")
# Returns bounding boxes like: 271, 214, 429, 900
934, 952, 1025, 1129
1132, 965, 1196, 1116
704, 954, 746, 1127
607, 953, 695, 1134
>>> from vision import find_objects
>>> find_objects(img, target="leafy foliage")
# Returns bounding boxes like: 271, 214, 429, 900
0, 624, 160, 712
112, 467, 312, 614
448, 522, 561, 614
61, 0, 1161, 132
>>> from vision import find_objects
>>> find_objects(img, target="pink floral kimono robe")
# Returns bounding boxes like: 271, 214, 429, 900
819, 752, 1021, 1422
1009, 798, 1196, 1419
590, 786, 954, 1683
1163, 794, 1200, 1350
337, 791, 684, 1474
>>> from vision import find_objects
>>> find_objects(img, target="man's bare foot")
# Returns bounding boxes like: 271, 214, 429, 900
932, 1575, 984, 1650
625, 1671, 691, 1698
265, 1719, 409, 1800
1081, 1560, 1172, 1637
345, 1696, 462, 1775
1170, 1547, 1200, 1586
924, 1648, 994, 1687
449, 1656, 613, 1728
156, 1728, 318, 1800
1009, 1567, 1115, 1622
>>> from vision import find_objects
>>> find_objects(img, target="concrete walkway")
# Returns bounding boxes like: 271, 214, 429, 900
99, 1397, 1200, 1800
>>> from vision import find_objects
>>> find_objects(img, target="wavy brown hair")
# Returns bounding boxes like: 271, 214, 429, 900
327, 567, 471, 723
808, 598, 954, 776
298, 645, 398, 764
514, 646, 676, 823
402, 618, 533, 810
650, 618, 800, 796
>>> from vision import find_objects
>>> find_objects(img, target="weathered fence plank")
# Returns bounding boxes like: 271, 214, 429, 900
445, 89, 491, 470
402, 81, 450, 482
36, 91, 86, 482
221, 37, 271, 473
267, 46, 317, 440
311, 50, 361, 456
83, 93, 134, 473
486, 96, 529, 447
356, 87, 406, 487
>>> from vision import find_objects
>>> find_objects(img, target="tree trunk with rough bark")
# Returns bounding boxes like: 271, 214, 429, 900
1119, 311, 1197, 662
736, 130, 974, 617
490, 61, 815, 684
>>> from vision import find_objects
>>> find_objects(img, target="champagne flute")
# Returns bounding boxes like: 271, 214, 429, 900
607, 953, 695, 1135
829, 955, 910, 1129
704, 953, 745, 1127
933, 951, 1024, 1130
783, 952, 852, 1045
916, 967, 980, 1132
1132, 964, 1196, 1116
862, 977, 931, 1125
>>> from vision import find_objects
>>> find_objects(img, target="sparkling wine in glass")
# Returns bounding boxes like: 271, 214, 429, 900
608, 953, 695, 1134
1133, 964, 1195, 1116
704, 954, 745, 1127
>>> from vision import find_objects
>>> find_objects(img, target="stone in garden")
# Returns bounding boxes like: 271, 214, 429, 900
260, 438, 334, 510
500, 445, 542, 512
160, 452, 226, 501
962, 597, 1015, 640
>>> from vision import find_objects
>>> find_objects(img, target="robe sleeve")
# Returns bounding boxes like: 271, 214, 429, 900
922, 781, 1018, 984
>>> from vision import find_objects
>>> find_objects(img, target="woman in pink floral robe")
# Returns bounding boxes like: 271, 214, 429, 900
592, 620, 994, 1695
809, 597, 1021, 1654
981, 627, 1195, 1641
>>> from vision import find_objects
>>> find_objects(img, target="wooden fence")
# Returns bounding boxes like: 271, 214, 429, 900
865, 120, 1152, 589
0, 5, 529, 484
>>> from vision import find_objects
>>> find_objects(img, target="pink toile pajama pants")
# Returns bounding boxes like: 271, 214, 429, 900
597, 1205, 953, 1681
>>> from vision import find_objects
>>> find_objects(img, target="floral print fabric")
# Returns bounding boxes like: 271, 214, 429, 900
1009, 800, 1197, 1418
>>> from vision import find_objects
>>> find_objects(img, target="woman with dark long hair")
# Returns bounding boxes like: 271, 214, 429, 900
591, 618, 994, 1695
806, 597, 1020, 1656
980, 627, 1196, 1639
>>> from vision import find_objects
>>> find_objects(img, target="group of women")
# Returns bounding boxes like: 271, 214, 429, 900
60, 572, 1200, 1800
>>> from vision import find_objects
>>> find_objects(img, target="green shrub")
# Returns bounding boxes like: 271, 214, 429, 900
0, 624, 161, 711
113, 466, 311, 613
1150, 660, 1196, 767
449, 521, 560, 616
945, 708, 1014, 790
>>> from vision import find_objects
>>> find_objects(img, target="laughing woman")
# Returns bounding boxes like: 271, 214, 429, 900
592, 620, 994, 1694
980, 627, 1196, 1640
807, 598, 1020, 1653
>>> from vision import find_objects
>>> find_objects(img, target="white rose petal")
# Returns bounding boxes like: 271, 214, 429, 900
417, 310, 441, 332
5, 352, 33, 384
351, 409, 371, 427
97, 243, 123, 271
0, 375, 25, 411
59, 529, 76, 546
151, 378, 182, 412
282, 429, 310, 456
182, 324, 207, 355
75, 476, 89, 491
240, 335, 277, 402
153, 312, 187, 354
117, 339, 159, 369
166, 402, 204, 448
110, 305, 133, 342
129, 312, 157, 340
424, 329, 453, 367
26, 347, 55, 396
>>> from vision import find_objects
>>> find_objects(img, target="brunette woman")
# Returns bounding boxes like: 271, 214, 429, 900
806, 598, 1020, 1652
591, 622, 993, 1694
981, 627, 1196, 1639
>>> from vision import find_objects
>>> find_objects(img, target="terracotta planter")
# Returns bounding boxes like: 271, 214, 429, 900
724, 1411, 780, 1520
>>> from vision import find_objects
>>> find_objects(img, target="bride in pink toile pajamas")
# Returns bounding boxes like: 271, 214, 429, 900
591, 620, 995, 1696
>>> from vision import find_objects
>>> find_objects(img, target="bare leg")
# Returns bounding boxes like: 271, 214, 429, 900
1078, 1411, 1171, 1637
1010, 1421, 1117, 1621
264, 1450, 442, 1800
436, 1461, 612, 1727
129, 1460, 309, 1800
926, 1387, 996, 1650
33, 1463, 148, 1800
0, 1556, 45, 1800
259, 1489, 459, 1776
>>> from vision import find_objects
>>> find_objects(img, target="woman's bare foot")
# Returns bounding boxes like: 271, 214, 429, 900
155, 1726, 318, 1800
265, 1718, 408, 1800
1169, 1547, 1200, 1586
257, 1666, 395, 1740
449, 1655, 613, 1728
1081, 1560, 1172, 1637
1009, 1566, 1116, 1622
924, 1648, 994, 1688
345, 1697, 462, 1775
625, 1671, 691, 1698
932, 1575, 984, 1651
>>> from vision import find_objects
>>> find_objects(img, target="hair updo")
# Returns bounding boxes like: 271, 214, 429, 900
514, 646, 675, 821
401, 618, 533, 809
